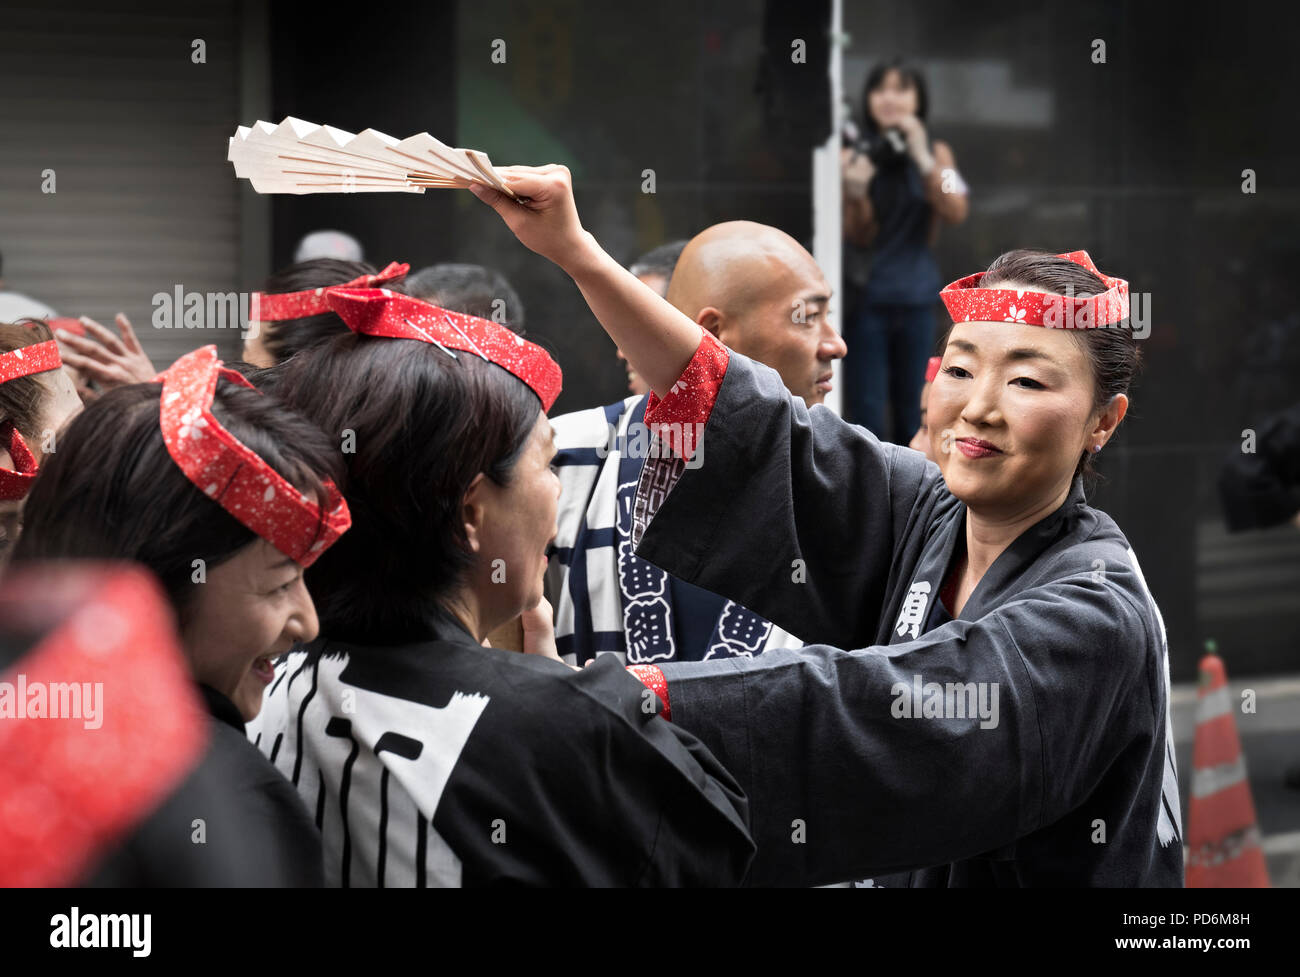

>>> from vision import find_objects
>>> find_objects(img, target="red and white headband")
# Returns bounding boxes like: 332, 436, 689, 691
0, 340, 62, 501
324, 287, 563, 412
156, 346, 351, 566
0, 421, 39, 502
251, 260, 409, 322
0, 338, 61, 384
940, 250, 1129, 328
45, 317, 87, 337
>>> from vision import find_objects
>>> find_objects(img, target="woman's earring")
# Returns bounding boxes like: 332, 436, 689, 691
1092, 444, 1102, 453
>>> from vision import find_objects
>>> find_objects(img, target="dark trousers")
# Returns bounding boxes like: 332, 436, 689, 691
844, 299, 937, 444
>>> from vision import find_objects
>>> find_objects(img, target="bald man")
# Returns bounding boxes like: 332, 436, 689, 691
546, 223, 845, 666
666, 221, 845, 405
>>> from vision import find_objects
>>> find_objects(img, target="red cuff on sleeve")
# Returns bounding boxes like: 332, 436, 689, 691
643, 329, 729, 462
626, 664, 671, 721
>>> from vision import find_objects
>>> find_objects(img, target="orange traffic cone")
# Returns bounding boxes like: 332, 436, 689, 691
1185, 645, 1270, 887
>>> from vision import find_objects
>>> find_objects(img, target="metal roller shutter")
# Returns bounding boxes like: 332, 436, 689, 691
0, 0, 253, 366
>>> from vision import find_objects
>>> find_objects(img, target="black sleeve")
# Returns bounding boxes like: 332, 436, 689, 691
633, 352, 943, 650
659, 571, 1157, 886
82, 726, 323, 887
434, 655, 754, 886
218, 730, 326, 886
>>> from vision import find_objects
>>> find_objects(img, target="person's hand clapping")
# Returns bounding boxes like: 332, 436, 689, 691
468, 165, 595, 274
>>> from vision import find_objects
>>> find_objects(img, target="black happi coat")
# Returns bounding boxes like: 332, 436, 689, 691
630, 351, 1185, 887
86, 685, 324, 887
253, 613, 754, 886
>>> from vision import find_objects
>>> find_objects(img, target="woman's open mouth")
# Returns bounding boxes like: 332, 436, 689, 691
250, 655, 277, 684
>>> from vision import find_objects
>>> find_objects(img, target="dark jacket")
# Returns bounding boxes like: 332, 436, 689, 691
253, 612, 755, 886
631, 351, 1185, 887
84, 685, 324, 886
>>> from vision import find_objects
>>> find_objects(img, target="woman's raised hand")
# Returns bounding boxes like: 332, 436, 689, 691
469, 165, 595, 274
470, 162, 702, 399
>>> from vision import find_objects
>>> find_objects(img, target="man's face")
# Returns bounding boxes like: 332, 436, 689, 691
715, 257, 846, 406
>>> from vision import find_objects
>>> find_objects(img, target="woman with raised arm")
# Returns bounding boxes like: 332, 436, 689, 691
470, 168, 1183, 888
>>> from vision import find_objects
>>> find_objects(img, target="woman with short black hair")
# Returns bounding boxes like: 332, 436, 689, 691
257, 288, 754, 886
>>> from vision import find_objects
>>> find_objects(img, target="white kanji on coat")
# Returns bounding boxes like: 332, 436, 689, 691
895, 580, 932, 640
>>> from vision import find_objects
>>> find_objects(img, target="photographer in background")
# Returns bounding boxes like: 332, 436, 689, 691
841, 59, 968, 443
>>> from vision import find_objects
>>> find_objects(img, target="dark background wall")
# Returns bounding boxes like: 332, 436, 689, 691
268, 3, 460, 313
0, 0, 246, 369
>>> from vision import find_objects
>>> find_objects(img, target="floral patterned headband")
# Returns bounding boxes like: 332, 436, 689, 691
251, 261, 409, 322
940, 251, 1129, 328
156, 345, 351, 566
324, 287, 563, 412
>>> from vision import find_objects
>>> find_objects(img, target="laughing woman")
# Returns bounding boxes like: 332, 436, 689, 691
471, 166, 1183, 887
11, 346, 351, 885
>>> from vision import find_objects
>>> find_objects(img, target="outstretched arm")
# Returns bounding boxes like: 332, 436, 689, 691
647, 571, 1165, 886
469, 166, 700, 399
474, 164, 946, 648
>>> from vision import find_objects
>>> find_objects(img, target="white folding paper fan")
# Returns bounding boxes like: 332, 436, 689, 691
227, 117, 515, 197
